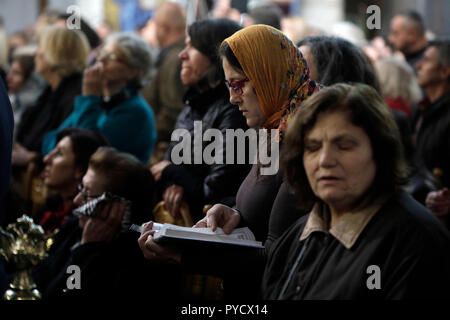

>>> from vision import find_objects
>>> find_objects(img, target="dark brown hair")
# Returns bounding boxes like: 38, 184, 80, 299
281, 83, 409, 208
89, 147, 156, 225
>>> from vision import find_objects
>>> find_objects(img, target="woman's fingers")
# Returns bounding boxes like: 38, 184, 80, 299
193, 218, 207, 228
223, 211, 241, 234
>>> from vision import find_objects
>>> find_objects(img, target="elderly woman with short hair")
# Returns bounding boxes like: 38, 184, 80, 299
42, 32, 156, 163
263, 83, 450, 299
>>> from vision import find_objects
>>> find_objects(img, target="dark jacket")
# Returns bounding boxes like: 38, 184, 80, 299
410, 92, 450, 201
181, 167, 306, 299
0, 78, 14, 226
33, 215, 182, 300
15, 73, 82, 152
162, 83, 250, 219
262, 192, 450, 299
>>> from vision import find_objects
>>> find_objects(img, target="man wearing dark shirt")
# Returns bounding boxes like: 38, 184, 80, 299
412, 38, 450, 228
388, 11, 428, 72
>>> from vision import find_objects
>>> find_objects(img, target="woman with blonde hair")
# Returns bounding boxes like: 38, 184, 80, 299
13, 25, 90, 167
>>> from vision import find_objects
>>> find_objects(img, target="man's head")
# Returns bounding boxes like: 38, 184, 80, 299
416, 38, 450, 91
388, 11, 426, 54
153, 2, 186, 48
243, 3, 283, 30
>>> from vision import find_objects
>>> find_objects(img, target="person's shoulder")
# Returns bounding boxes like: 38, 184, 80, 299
126, 94, 154, 116
275, 214, 309, 244
386, 192, 450, 245
60, 73, 82, 91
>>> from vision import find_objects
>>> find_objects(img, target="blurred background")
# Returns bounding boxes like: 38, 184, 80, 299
1, 0, 448, 37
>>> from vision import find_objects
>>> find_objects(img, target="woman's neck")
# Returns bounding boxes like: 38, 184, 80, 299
58, 185, 78, 210
44, 72, 62, 91
328, 204, 351, 228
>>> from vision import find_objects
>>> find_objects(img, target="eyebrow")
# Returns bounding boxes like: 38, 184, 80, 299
305, 134, 358, 144
226, 76, 247, 82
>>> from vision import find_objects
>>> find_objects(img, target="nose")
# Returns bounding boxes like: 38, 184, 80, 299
43, 152, 53, 165
73, 192, 83, 207
228, 88, 241, 105
318, 145, 337, 168
415, 59, 422, 71
178, 47, 187, 60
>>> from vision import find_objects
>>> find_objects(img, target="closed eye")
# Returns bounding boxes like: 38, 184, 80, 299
304, 142, 321, 152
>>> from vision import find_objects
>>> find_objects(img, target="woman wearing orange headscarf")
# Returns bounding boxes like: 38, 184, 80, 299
138, 25, 319, 298
195, 24, 319, 240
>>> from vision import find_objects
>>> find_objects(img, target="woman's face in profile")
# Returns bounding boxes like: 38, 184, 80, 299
222, 58, 266, 128
43, 136, 82, 191
302, 110, 376, 212
298, 45, 318, 82
178, 36, 211, 86
6, 61, 26, 93
34, 45, 49, 76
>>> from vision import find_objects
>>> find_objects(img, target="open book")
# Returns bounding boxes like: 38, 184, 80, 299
150, 223, 264, 249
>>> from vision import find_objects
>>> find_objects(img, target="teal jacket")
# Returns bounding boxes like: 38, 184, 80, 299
42, 89, 156, 163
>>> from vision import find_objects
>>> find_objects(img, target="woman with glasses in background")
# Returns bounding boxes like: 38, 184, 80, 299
42, 32, 156, 163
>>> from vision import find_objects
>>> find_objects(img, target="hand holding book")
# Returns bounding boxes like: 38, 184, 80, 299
193, 203, 242, 234
133, 222, 263, 249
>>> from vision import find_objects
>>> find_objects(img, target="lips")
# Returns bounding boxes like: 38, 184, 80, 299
318, 175, 340, 182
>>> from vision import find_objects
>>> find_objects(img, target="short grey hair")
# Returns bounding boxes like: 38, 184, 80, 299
106, 32, 153, 88
376, 57, 422, 105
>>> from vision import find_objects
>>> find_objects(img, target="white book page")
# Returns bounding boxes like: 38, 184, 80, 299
154, 224, 262, 247
160, 224, 256, 241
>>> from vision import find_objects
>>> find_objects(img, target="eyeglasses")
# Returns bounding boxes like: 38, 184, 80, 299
77, 184, 103, 203
225, 78, 249, 95
97, 52, 128, 66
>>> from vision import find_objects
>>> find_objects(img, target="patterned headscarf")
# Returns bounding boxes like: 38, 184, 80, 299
223, 25, 319, 141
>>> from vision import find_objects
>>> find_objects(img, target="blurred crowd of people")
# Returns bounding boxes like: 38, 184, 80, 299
0, 0, 449, 300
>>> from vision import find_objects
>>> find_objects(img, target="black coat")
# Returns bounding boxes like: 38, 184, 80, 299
411, 92, 450, 188
16, 73, 82, 153
162, 83, 251, 219
180, 167, 306, 299
262, 192, 450, 299
0, 78, 13, 225
33, 215, 182, 300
